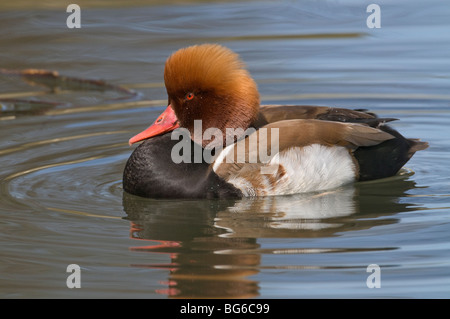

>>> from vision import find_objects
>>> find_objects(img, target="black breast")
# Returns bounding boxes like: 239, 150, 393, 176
123, 133, 242, 199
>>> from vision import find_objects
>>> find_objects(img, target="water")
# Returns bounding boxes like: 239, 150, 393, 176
1, 0, 450, 298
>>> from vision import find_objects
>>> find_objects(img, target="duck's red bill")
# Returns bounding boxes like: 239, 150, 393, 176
128, 104, 180, 145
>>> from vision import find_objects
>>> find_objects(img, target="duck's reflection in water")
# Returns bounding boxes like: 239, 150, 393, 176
122, 173, 421, 298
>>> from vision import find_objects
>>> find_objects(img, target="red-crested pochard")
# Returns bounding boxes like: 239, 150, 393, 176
123, 44, 428, 198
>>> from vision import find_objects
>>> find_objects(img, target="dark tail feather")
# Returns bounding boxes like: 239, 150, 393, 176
354, 125, 428, 181
407, 139, 429, 156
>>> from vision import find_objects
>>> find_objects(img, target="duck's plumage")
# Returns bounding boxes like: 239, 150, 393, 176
123, 44, 428, 199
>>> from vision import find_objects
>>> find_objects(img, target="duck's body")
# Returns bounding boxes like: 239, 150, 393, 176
123, 44, 428, 199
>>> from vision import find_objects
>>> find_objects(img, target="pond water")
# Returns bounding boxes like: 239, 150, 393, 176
1, 0, 450, 298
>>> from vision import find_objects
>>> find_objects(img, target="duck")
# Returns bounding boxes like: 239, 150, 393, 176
123, 44, 428, 199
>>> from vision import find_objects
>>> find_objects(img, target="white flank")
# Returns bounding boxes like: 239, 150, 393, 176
268, 145, 356, 195
222, 144, 357, 197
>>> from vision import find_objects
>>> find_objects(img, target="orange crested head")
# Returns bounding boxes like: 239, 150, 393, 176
164, 44, 260, 148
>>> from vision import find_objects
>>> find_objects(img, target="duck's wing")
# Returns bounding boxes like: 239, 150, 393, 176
254, 105, 397, 128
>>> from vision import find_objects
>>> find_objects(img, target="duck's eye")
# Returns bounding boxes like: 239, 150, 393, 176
185, 92, 195, 101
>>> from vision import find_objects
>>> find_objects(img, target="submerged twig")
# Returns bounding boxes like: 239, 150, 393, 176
0, 68, 138, 97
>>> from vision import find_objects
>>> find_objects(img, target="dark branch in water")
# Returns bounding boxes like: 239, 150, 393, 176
0, 68, 142, 118
0, 68, 138, 97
